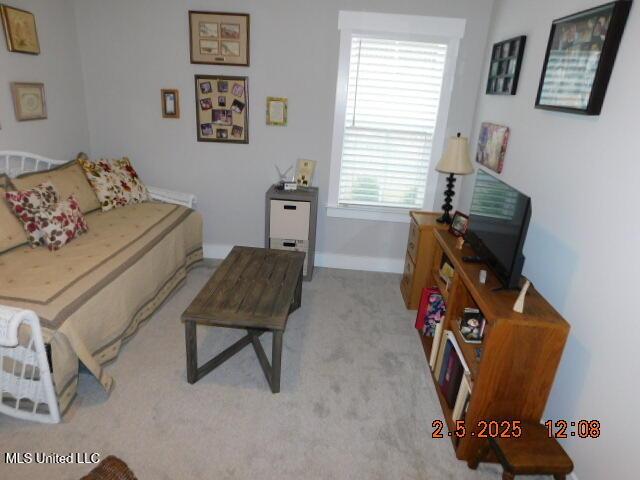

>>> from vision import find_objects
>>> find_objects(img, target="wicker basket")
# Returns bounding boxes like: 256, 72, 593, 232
80, 456, 137, 480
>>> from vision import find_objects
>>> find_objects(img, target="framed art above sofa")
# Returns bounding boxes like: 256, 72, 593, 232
535, 0, 632, 115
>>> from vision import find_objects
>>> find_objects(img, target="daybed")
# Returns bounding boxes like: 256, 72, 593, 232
0, 151, 203, 421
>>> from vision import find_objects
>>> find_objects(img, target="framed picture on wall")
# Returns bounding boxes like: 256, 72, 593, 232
189, 11, 249, 66
195, 75, 248, 143
476, 122, 509, 174
161, 89, 180, 118
0, 5, 40, 54
486, 36, 526, 95
266, 97, 288, 126
535, 0, 632, 115
11, 82, 46, 121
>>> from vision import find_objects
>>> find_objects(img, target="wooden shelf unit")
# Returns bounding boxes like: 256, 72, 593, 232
422, 230, 570, 462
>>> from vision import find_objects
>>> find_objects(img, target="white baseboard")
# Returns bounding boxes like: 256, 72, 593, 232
203, 243, 404, 274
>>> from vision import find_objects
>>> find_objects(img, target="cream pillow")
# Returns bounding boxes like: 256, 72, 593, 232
12, 160, 101, 214
0, 179, 30, 253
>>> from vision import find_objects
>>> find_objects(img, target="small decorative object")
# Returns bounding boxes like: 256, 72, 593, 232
435, 133, 474, 224
536, 1, 632, 115
456, 237, 465, 250
266, 97, 288, 126
295, 159, 316, 187
476, 123, 509, 174
513, 279, 531, 313
195, 75, 248, 143
189, 11, 250, 66
1, 4, 40, 54
449, 211, 469, 237
161, 89, 180, 118
458, 307, 486, 344
486, 36, 526, 95
11, 82, 46, 121
479, 269, 487, 284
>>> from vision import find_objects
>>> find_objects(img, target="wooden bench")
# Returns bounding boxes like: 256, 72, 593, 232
181, 246, 305, 392
468, 422, 574, 479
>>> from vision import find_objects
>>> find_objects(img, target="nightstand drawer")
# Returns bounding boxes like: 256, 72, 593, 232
269, 200, 310, 240
407, 219, 419, 262
401, 255, 415, 292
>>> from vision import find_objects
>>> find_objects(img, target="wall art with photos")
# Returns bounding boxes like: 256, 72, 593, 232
536, 0, 632, 115
189, 11, 249, 66
195, 75, 248, 143
476, 122, 509, 174
1, 4, 40, 54
486, 36, 526, 95
11, 82, 46, 121
161, 89, 180, 118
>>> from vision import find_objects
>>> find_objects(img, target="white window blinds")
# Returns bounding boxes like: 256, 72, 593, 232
338, 36, 448, 209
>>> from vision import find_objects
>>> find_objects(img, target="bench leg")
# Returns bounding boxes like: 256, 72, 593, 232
185, 321, 198, 384
271, 331, 283, 393
502, 473, 515, 480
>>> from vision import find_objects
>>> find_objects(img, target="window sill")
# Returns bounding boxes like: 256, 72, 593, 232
326, 204, 410, 223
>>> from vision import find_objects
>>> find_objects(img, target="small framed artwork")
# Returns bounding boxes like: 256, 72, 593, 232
195, 75, 248, 143
476, 122, 510, 174
266, 97, 288, 126
449, 211, 469, 237
486, 36, 526, 95
295, 159, 316, 187
0, 5, 40, 54
161, 89, 180, 118
11, 82, 46, 121
536, 0, 632, 115
189, 11, 249, 66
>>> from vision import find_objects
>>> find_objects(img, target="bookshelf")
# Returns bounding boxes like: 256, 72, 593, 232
419, 229, 570, 462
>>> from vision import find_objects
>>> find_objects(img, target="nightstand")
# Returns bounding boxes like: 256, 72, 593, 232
265, 185, 318, 281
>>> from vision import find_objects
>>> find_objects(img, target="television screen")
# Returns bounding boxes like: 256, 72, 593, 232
467, 170, 531, 287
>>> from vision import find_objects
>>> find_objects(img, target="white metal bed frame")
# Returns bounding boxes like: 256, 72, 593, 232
0, 151, 196, 423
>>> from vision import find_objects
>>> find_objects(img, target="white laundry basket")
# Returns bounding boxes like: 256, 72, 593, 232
0, 306, 60, 423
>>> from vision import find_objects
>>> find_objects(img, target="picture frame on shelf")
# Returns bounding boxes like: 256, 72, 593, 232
486, 36, 526, 95
189, 11, 249, 66
449, 211, 469, 237
11, 82, 46, 121
266, 97, 288, 126
535, 0, 632, 115
161, 89, 180, 119
195, 75, 248, 144
0, 5, 40, 55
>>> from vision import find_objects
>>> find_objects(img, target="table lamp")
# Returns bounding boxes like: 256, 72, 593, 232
435, 132, 474, 224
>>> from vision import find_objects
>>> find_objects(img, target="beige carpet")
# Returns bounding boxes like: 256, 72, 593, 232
0, 265, 516, 479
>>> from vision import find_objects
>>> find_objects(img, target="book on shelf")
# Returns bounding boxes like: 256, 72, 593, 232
429, 320, 445, 370
440, 346, 465, 408
415, 287, 445, 336
458, 308, 486, 344
437, 341, 453, 386
452, 373, 473, 421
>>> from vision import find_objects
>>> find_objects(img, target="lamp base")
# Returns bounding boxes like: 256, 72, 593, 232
436, 173, 456, 225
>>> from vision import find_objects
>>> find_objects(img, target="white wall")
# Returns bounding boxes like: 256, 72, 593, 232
72, 0, 494, 269
459, 1, 640, 478
0, 0, 89, 159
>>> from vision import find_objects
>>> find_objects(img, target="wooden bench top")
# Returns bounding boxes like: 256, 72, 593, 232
181, 246, 305, 331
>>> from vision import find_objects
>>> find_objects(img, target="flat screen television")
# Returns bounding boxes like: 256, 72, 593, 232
465, 170, 531, 289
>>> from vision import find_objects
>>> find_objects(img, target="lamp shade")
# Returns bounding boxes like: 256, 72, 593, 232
435, 133, 474, 175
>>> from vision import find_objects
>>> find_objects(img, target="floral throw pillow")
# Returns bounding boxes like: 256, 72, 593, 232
37, 195, 89, 251
4, 182, 59, 246
78, 156, 149, 212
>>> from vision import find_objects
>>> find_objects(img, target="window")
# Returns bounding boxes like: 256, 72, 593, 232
328, 12, 465, 222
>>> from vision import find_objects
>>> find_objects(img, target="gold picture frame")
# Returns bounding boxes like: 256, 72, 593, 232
266, 97, 288, 126
195, 75, 248, 144
11, 82, 46, 121
189, 11, 249, 66
161, 89, 180, 119
1, 5, 40, 55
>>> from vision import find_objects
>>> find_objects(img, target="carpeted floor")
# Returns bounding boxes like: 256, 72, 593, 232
0, 265, 515, 479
